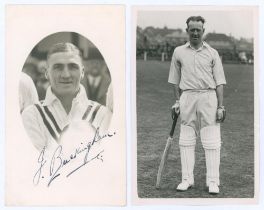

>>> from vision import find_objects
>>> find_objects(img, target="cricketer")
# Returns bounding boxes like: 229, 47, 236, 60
168, 16, 226, 194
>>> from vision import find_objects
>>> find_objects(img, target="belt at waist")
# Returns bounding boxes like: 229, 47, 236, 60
183, 89, 216, 92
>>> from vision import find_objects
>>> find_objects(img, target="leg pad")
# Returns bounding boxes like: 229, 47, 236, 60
201, 125, 221, 186
179, 125, 196, 184
200, 125, 221, 149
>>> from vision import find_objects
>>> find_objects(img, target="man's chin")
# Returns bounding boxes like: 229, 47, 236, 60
52, 88, 80, 99
190, 39, 201, 45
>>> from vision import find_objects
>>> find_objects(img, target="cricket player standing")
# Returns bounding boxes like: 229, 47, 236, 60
168, 16, 226, 194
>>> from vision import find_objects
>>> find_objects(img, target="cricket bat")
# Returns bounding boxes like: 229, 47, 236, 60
156, 112, 178, 189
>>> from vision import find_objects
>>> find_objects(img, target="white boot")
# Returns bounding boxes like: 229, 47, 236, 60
209, 181, 219, 194
177, 179, 193, 191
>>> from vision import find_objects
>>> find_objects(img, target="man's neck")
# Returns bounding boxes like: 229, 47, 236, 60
190, 42, 203, 50
52, 88, 80, 114
57, 95, 74, 114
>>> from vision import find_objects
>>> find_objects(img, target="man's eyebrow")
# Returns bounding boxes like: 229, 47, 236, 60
68, 62, 79, 65
52, 63, 63, 67
68, 63, 80, 66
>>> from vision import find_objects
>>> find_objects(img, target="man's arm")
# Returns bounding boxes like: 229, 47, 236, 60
216, 84, 226, 122
171, 84, 181, 116
173, 84, 181, 101
168, 49, 181, 115
216, 84, 224, 107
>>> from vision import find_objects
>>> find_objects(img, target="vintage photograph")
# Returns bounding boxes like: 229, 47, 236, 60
6, 5, 125, 206
20, 32, 113, 157
134, 6, 258, 202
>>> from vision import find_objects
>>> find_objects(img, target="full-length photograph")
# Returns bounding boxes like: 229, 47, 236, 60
134, 6, 258, 202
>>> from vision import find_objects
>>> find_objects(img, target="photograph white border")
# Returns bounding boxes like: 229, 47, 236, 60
5, 4, 126, 206
132, 5, 259, 205
0, 0, 263, 209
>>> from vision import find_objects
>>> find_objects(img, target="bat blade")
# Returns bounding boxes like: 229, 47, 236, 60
156, 114, 178, 189
156, 136, 173, 189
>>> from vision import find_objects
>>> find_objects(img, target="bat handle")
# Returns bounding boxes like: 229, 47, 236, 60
169, 114, 178, 137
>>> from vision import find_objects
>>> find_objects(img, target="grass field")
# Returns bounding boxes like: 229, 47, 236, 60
136, 60, 254, 198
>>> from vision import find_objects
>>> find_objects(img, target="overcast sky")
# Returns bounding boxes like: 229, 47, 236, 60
137, 9, 255, 39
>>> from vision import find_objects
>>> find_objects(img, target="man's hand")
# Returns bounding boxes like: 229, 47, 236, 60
216, 106, 226, 123
171, 100, 180, 120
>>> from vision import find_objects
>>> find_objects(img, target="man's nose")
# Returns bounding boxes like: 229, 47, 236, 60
61, 66, 71, 78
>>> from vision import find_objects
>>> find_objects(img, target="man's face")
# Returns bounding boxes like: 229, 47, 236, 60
88, 60, 103, 77
186, 20, 204, 46
46, 52, 84, 98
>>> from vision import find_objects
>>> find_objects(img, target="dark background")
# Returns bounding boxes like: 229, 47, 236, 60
22, 32, 111, 104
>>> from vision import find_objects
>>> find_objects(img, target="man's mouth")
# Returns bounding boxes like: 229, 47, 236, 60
60, 81, 72, 84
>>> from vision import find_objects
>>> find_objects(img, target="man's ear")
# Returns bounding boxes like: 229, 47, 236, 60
45, 70, 49, 80
81, 67, 84, 79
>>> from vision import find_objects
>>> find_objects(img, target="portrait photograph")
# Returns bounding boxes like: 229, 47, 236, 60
5, 5, 125, 206
2, 1, 264, 209
132, 5, 259, 205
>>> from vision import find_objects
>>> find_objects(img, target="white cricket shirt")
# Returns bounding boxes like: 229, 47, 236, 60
168, 42, 226, 90
22, 85, 112, 152
19, 72, 39, 113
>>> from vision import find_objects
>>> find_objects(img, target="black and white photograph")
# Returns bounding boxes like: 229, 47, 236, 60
5, 5, 126, 206
20, 32, 113, 158
133, 6, 258, 203
2, 1, 263, 209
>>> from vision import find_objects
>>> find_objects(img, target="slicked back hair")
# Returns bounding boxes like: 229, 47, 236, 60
186, 16, 205, 28
47, 42, 83, 61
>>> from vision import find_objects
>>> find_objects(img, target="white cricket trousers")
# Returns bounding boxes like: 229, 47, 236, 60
179, 90, 221, 186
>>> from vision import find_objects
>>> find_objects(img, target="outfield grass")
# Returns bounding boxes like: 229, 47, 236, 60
136, 60, 254, 198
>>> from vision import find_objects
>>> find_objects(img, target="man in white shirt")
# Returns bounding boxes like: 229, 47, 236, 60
22, 43, 112, 154
168, 16, 226, 194
19, 72, 39, 113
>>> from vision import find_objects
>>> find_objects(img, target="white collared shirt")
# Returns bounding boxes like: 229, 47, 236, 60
22, 85, 112, 152
19, 72, 39, 113
168, 41, 226, 90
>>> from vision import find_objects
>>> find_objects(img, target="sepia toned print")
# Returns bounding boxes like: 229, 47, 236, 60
21, 33, 113, 160
6, 5, 125, 206
133, 6, 258, 204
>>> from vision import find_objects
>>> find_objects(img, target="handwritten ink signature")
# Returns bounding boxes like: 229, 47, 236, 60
33, 129, 116, 187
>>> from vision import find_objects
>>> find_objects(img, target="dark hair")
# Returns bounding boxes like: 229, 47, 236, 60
47, 42, 83, 60
186, 16, 205, 27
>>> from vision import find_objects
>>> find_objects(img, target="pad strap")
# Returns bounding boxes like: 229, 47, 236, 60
179, 125, 196, 146
200, 125, 221, 149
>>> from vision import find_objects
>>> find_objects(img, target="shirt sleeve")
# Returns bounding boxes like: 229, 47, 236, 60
22, 105, 58, 152
168, 49, 181, 85
92, 105, 112, 135
212, 50, 227, 86
19, 73, 39, 113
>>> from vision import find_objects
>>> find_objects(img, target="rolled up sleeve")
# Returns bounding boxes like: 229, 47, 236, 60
212, 50, 226, 86
168, 49, 181, 85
